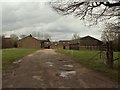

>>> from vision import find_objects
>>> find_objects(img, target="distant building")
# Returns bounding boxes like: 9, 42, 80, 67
2, 34, 103, 50
69, 39, 80, 50
2, 37, 16, 48
70, 36, 103, 50
17, 34, 41, 48
59, 40, 71, 49
17, 34, 51, 49
50, 36, 103, 50
80, 35, 102, 46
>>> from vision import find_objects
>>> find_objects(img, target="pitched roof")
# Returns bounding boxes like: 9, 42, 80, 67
18, 34, 40, 41
80, 35, 102, 42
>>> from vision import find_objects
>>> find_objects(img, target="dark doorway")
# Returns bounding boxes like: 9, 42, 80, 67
63, 46, 66, 49
14, 42, 18, 48
48, 46, 50, 49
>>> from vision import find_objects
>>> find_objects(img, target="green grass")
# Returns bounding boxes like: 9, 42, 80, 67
2, 48, 39, 70
56, 49, 119, 82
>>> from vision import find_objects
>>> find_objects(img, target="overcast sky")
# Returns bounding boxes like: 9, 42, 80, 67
1, 0, 103, 41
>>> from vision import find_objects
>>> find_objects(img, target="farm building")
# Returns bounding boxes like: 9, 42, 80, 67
59, 40, 71, 49
50, 40, 71, 49
69, 39, 80, 50
80, 35, 102, 46
17, 34, 41, 48
2, 37, 17, 48
80, 35, 103, 50
70, 36, 103, 50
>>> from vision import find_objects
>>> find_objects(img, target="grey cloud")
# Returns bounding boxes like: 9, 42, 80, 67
2, 2, 60, 31
2, 1, 101, 40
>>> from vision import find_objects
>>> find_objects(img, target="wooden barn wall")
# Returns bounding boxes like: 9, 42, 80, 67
18, 37, 41, 48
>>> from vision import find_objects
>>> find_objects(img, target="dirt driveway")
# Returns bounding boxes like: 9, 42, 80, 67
2, 49, 118, 88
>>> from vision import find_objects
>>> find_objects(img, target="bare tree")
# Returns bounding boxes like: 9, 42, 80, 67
50, 0, 120, 24
101, 23, 118, 42
31, 31, 51, 40
32, 31, 43, 39
10, 34, 18, 48
101, 23, 115, 68
44, 33, 51, 40
101, 21, 120, 68
10, 34, 18, 40
72, 33, 80, 40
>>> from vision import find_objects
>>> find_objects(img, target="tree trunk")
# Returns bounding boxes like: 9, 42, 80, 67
106, 41, 113, 68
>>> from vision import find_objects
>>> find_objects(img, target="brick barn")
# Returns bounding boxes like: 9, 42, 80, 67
17, 34, 41, 48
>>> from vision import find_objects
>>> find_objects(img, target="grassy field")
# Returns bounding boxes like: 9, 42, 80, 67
2, 48, 39, 70
56, 49, 119, 81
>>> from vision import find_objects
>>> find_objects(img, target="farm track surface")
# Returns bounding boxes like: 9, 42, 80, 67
2, 49, 118, 88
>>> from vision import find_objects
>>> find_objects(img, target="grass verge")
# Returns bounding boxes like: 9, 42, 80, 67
56, 49, 119, 82
2, 48, 39, 70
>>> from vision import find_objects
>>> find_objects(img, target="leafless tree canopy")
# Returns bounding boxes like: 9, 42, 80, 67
10, 34, 18, 40
101, 21, 120, 42
72, 33, 80, 40
50, 0, 120, 23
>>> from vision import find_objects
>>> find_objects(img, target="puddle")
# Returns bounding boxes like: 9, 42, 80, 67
45, 62, 53, 67
32, 76, 43, 81
59, 71, 76, 79
13, 59, 22, 64
64, 65, 73, 68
